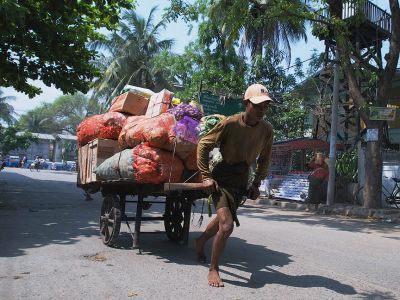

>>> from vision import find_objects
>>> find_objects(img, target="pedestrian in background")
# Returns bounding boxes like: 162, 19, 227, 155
21, 156, 27, 168
306, 152, 329, 211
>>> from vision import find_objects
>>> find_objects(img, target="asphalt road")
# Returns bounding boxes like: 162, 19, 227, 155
0, 168, 399, 300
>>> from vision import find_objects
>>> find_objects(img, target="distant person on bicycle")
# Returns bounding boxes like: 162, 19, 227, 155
30, 156, 40, 172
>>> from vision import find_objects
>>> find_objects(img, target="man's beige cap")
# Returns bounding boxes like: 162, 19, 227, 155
244, 83, 274, 104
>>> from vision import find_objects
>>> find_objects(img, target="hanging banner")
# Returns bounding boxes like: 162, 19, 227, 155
369, 107, 397, 121
199, 92, 243, 116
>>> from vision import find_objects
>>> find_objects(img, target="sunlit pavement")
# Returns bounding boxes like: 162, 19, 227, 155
1, 168, 399, 300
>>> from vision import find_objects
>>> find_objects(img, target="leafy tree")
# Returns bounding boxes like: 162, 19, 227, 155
0, 89, 17, 124
50, 94, 100, 134
154, 5, 247, 100
0, 125, 37, 155
166, 0, 307, 61
0, 0, 135, 98
16, 104, 54, 134
277, 0, 400, 208
17, 93, 98, 134
250, 46, 310, 140
325, 0, 400, 209
211, 0, 308, 60
91, 7, 174, 106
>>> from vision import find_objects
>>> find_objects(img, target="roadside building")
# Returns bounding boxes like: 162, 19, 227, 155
9, 132, 77, 162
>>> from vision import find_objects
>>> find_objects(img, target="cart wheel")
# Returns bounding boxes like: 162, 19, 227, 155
164, 196, 185, 242
100, 194, 121, 246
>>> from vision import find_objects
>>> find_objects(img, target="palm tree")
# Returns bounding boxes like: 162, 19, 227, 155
91, 7, 174, 106
0, 89, 17, 124
209, 0, 308, 62
17, 109, 52, 133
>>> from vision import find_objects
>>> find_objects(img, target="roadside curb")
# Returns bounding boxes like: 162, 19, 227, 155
255, 197, 400, 224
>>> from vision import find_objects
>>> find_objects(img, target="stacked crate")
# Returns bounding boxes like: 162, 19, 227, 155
78, 139, 119, 184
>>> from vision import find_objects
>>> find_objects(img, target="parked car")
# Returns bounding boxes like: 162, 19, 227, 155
7, 156, 20, 167
51, 161, 76, 171
51, 162, 65, 170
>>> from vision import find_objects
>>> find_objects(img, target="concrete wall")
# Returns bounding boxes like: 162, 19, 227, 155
8, 137, 77, 162
9, 140, 53, 160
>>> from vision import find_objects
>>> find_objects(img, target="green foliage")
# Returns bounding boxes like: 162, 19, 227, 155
0, 125, 37, 155
0, 89, 17, 125
91, 7, 174, 106
169, 0, 307, 61
336, 149, 358, 183
152, 32, 247, 101
268, 95, 309, 140
61, 140, 78, 161
248, 47, 297, 90
0, 0, 135, 97
247, 46, 311, 140
17, 93, 98, 134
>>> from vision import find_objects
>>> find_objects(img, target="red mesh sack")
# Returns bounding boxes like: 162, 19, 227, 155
119, 113, 197, 160
118, 115, 149, 150
165, 126, 197, 160
132, 143, 184, 184
77, 112, 127, 146
119, 113, 175, 150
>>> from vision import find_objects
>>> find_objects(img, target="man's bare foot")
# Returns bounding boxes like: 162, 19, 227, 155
195, 238, 206, 263
208, 269, 224, 287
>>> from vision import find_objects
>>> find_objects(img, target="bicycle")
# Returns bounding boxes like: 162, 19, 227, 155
383, 177, 400, 208
29, 162, 40, 172
356, 177, 400, 208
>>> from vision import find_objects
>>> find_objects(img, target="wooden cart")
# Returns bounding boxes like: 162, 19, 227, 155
77, 138, 205, 248
78, 178, 206, 249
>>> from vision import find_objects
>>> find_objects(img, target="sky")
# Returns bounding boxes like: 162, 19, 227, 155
2, 0, 391, 118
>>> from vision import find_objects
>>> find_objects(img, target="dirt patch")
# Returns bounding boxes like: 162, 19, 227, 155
83, 253, 107, 262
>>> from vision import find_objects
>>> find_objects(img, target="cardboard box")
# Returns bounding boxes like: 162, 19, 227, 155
145, 89, 173, 117
78, 138, 119, 184
109, 91, 149, 115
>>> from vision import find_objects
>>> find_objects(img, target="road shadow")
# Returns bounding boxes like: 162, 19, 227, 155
116, 234, 357, 295
357, 290, 398, 300
238, 204, 400, 235
0, 170, 101, 257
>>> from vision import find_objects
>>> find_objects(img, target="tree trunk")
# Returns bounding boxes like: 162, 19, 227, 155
326, 0, 400, 209
327, 0, 343, 18
363, 124, 383, 208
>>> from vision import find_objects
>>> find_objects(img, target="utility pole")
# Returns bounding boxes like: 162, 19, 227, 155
327, 48, 340, 206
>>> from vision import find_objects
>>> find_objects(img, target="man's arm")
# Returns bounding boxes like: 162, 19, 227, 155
197, 121, 226, 193
197, 121, 226, 181
252, 127, 274, 187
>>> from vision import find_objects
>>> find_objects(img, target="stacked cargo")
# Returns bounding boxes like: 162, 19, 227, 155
77, 86, 206, 185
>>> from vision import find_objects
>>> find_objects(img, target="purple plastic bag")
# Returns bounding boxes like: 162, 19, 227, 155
173, 116, 200, 144
168, 103, 203, 121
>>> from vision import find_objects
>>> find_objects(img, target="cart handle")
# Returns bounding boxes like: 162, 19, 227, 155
163, 182, 204, 191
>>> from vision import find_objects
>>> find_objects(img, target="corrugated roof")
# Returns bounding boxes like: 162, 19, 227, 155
16, 132, 78, 141
56, 134, 77, 141
16, 132, 55, 140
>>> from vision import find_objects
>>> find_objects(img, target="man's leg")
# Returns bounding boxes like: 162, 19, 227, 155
195, 216, 219, 263
208, 207, 233, 287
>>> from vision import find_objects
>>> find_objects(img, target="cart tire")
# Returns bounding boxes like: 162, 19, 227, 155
99, 194, 121, 246
164, 196, 185, 242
